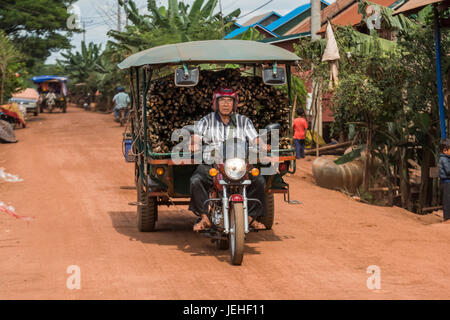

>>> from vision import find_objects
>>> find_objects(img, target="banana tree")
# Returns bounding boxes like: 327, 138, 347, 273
110, 0, 240, 52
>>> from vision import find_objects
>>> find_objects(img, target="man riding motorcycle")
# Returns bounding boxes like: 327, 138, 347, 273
113, 87, 130, 122
189, 88, 267, 231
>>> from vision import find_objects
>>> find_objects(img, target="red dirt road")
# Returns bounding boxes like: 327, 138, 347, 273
1, 106, 449, 299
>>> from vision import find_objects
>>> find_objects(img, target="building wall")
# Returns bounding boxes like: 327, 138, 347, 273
272, 39, 297, 52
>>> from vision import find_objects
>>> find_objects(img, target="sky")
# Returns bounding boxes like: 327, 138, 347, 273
47, 0, 325, 64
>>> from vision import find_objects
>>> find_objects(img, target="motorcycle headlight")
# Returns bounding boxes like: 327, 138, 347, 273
224, 158, 246, 180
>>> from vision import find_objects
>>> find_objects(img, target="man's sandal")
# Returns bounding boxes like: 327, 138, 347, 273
249, 219, 266, 230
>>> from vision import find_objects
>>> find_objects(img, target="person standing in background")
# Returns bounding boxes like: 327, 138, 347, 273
439, 139, 450, 223
293, 108, 308, 159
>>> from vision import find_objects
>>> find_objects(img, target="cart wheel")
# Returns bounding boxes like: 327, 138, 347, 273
257, 193, 274, 230
229, 202, 245, 265
137, 179, 157, 232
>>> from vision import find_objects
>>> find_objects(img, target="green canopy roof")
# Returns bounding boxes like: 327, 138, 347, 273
118, 40, 301, 69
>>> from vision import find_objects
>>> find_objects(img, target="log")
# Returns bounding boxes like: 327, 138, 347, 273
369, 187, 400, 192
305, 141, 353, 155
421, 206, 443, 212
140, 68, 292, 153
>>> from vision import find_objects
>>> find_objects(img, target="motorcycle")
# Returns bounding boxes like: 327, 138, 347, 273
201, 126, 278, 265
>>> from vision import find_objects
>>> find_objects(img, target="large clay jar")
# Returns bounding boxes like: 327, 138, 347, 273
312, 156, 364, 194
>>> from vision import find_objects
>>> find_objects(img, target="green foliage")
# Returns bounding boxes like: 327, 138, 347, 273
231, 27, 265, 41
295, 37, 328, 82
336, 25, 398, 57
334, 71, 384, 122
108, 0, 240, 56
280, 75, 307, 110
358, 0, 416, 33
58, 42, 105, 83
330, 5, 448, 202
57, 41, 126, 106
0, 0, 78, 68
0, 31, 25, 104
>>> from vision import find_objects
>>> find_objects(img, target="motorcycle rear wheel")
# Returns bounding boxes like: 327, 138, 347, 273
257, 193, 274, 230
230, 202, 245, 265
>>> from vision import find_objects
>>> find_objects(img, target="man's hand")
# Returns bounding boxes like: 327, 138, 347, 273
190, 134, 201, 153
254, 137, 271, 153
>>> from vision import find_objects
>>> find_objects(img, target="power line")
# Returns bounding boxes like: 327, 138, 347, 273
238, 0, 274, 20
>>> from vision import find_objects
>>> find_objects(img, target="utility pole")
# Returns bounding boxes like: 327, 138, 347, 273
219, 0, 225, 37
118, 0, 121, 32
310, 0, 323, 139
124, 0, 129, 27
83, 21, 86, 43
311, 0, 321, 40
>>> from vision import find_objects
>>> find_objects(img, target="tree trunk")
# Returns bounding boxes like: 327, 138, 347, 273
363, 117, 373, 193
0, 71, 5, 105
418, 130, 435, 212
399, 147, 411, 210
383, 148, 394, 206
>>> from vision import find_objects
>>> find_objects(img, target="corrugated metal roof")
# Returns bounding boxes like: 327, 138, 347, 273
286, 0, 356, 35
225, 1, 329, 39
117, 40, 301, 69
259, 32, 310, 44
241, 11, 281, 26
394, 0, 445, 15
253, 24, 279, 37
224, 23, 279, 40
265, 3, 311, 31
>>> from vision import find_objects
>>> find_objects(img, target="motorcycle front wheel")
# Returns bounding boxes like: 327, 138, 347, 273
229, 202, 245, 265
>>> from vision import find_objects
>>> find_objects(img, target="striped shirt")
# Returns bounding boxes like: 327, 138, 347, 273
194, 112, 258, 163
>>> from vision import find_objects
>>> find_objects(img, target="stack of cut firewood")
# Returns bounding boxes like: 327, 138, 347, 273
144, 68, 292, 153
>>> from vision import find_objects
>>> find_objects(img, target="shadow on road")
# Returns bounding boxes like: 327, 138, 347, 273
108, 210, 289, 263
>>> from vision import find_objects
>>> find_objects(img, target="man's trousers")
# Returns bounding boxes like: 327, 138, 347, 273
188, 164, 267, 218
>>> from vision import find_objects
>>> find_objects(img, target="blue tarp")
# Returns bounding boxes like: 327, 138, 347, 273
31, 76, 68, 83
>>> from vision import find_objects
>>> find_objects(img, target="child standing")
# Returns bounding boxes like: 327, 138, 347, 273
439, 139, 450, 222
293, 108, 308, 159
